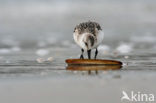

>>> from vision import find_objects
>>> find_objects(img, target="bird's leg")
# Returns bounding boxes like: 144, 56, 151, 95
94, 48, 98, 59
95, 70, 98, 75
88, 70, 91, 75
80, 49, 84, 59
87, 49, 91, 59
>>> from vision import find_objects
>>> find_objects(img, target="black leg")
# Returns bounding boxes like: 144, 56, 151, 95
87, 49, 91, 59
88, 70, 91, 75
94, 48, 98, 59
80, 49, 84, 59
95, 70, 98, 75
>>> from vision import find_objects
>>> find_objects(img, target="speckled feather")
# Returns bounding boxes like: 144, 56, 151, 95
74, 21, 102, 36
73, 21, 104, 50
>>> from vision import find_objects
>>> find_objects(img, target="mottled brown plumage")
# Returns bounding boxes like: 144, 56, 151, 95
74, 21, 102, 36
73, 21, 104, 59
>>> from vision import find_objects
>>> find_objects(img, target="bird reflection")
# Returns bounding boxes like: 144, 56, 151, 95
66, 65, 122, 75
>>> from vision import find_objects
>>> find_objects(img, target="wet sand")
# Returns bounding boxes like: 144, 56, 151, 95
0, 47, 155, 103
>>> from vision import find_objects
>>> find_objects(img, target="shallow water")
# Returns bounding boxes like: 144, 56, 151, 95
0, 46, 156, 78
0, 44, 156, 103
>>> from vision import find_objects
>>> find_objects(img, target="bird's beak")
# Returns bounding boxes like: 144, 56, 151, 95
85, 42, 89, 50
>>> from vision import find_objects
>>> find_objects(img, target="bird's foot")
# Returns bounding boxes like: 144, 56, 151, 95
80, 55, 84, 59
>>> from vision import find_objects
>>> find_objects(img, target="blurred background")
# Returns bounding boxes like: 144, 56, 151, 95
0, 0, 156, 50
0, 1, 156, 103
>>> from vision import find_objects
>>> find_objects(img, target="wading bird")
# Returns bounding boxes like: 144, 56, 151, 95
73, 21, 104, 59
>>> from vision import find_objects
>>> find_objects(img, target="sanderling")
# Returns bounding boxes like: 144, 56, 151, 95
73, 21, 104, 59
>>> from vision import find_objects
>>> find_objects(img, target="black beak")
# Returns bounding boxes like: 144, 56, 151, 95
85, 42, 88, 47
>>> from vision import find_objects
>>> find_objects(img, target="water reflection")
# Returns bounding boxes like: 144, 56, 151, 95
66, 65, 122, 74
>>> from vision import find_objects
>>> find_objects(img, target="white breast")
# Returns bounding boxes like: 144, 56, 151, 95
73, 32, 88, 50
73, 30, 104, 50
93, 30, 104, 48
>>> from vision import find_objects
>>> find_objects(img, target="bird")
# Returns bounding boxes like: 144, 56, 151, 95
73, 21, 104, 59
